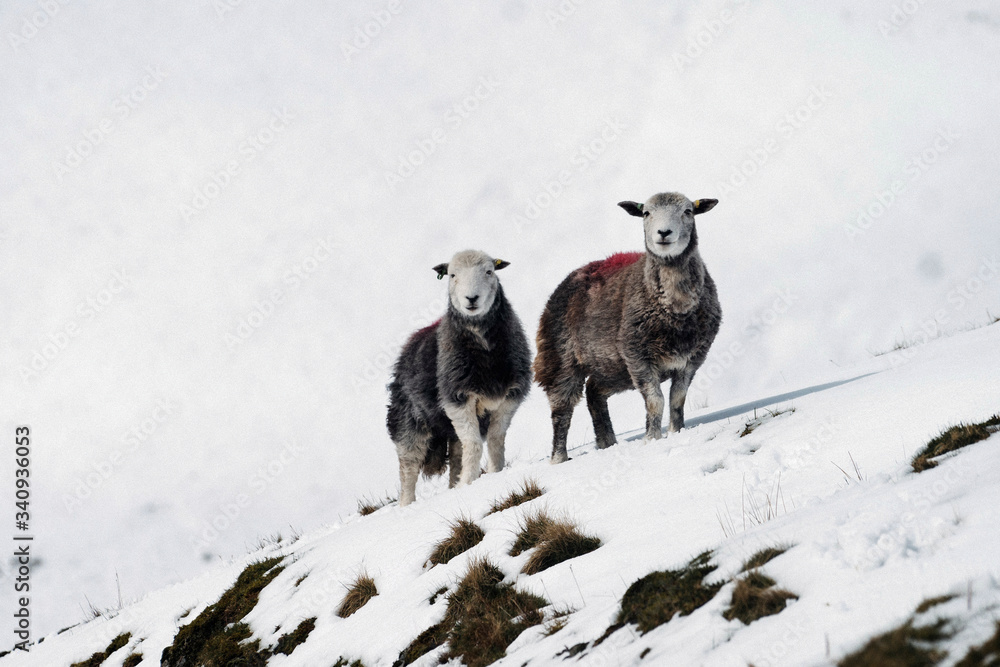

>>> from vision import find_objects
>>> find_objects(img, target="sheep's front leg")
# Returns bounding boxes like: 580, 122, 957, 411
668, 369, 694, 433
485, 397, 521, 473
630, 366, 665, 442
448, 438, 462, 488
443, 399, 484, 486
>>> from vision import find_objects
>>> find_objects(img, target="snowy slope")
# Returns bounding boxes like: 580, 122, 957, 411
2, 0, 1000, 647
5, 322, 999, 666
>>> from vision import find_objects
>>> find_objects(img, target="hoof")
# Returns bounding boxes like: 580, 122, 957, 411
550, 451, 569, 464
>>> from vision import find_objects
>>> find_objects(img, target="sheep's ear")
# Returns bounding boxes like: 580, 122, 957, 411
693, 199, 719, 215
494, 259, 511, 271
433, 263, 449, 280
618, 201, 645, 217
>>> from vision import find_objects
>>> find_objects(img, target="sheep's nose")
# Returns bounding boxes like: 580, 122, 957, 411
658, 229, 673, 239
467, 295, 479, 305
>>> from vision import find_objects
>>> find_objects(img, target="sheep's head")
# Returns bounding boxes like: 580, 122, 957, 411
619, 193, 718, 260
433, 250, 510, 318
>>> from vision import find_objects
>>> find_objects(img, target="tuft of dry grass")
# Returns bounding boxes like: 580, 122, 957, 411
428, 517, 486, 566
912, 415, 1000, 472
395, 558, 548, 667
488, 479, 546, 514
358, 494, 396, 516
838, 618, 952, 667
122, 654, 143, 667
337, 573, 378, 618
723, 571, 797, 625
508, 510, 601, 574
740, 546, 791, 573
740, 407, 795, 437
522, 522, 601, 575
603, 551, 722, 639
509, 511, 556, 557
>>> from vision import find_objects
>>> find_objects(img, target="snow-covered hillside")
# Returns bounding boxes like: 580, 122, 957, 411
2, 0, 1000, 652
5, 323, 999, 666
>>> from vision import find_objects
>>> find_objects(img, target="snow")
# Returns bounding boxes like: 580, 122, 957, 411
4, 320, 1000, 665
2, 0, 1000, 664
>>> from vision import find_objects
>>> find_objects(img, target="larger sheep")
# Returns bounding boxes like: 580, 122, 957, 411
387, 250, 532, 506
534, 192, 722, 463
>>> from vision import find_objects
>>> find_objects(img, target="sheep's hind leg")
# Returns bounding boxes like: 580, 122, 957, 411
447, 438, 463, 488
397, 431, 430, 507
444, 400, 484, 486
586, 378, 617, 450
547, 371, 585, 463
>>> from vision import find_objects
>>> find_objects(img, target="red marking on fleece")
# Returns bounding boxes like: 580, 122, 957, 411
584, 252, 643, 280
409, 318, 441, 342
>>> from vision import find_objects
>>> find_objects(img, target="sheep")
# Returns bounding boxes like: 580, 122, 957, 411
387, 250, 532, 506
533, 192, 722, 463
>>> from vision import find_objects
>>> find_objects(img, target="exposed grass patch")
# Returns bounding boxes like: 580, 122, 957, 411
956, 621, 1000, 666
543, 606, 574, 636
337, 573, 378, 618
522, 522, 601, 575
838, 618, 952, 667
395, 558, 548, 667
912, 415, 1000, 472
488, 479, 545, 514
723, 571, 797, 624
601, 551, 722, 641
70, 632, 131, 667
509, 511, 556, 557
358, 493, 396, 516
428, 517, 486, 566
508, 510, 601, 574
429, 586, 448, 605
915, 594, 957, 614
273, 617, 316, 656
122, 654, 143, 667
741, 545, 791, 573
160, 557, 284, 667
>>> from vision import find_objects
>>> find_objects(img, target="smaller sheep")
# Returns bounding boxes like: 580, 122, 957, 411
387, 250, 532, 506
534, 192, 722, 463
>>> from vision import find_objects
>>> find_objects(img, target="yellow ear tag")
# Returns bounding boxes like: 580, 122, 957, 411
693, 200, 701, 207
495, 259, 503, 266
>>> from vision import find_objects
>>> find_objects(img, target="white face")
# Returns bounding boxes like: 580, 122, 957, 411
444, 251, 499, 318
643, 196, 695, 259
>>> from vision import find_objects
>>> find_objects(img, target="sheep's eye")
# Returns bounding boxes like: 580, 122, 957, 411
685, 209, 693, 216
486, 270, 493, 276
642, 211, 650, 218
449, 274, 455, 278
